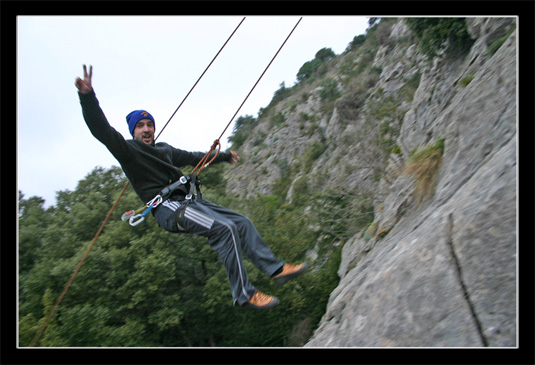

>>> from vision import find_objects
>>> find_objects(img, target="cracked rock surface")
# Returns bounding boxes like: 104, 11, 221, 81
306, 21, 516, 347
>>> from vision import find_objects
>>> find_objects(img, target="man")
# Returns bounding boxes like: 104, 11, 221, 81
75, 65, 307, 310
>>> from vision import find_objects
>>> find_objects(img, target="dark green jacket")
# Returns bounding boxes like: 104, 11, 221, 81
79, 90, 231, 203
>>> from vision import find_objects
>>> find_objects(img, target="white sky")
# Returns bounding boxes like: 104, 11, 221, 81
17, 15, 369, 207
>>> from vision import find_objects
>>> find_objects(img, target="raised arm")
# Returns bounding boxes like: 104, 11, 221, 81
76, 65, 132, 162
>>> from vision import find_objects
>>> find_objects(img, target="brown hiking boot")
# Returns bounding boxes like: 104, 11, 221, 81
243, 290, 279, 310
272, 262, 309, 286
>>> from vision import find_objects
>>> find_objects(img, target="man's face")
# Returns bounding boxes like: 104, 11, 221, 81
133, 119, 155, 145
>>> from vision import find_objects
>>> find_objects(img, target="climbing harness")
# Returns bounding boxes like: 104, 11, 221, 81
122, 139, 221, 227
122, 174, 200, 226
121, 176, 188, 226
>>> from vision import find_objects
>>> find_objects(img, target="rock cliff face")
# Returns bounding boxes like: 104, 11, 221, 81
227, 18, 517, 347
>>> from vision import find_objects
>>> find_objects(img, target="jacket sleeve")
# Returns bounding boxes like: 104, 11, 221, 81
78, 90, 132, 162
170, 146, 231, 168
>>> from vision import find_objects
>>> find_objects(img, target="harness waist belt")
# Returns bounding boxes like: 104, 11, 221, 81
159, 175, 190, 200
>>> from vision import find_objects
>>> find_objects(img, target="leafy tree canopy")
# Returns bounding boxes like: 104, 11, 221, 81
18, 165, 341, 347
405, 18, 473, 58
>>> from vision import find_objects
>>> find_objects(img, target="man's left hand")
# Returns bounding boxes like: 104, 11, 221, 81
229, 151, 240, 165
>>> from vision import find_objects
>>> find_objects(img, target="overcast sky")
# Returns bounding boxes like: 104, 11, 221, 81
17, 15, 369, 207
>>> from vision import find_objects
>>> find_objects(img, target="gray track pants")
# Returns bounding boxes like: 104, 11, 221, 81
153, 198, 284, 306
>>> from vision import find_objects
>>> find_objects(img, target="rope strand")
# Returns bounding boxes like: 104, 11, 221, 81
193, 17, 303, 175
29, 182, 129, 346
218, 17, 302, 142
29, 16, 302, 346
29, 17, 246, 347
155, 17, 246, 142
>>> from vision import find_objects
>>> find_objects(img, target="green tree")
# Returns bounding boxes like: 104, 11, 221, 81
405, 18, 472, 58
18, 193, 51, 274
296, 47, 336, 82
297, 58, 323, 82
228, 115, 257, 150
315, 47, 336, 62
347, 34, 367, 52
19, 161, 344, 347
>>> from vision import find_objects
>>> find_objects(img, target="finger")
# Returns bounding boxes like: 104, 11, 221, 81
231, 151, 240, 164
82, 64, 87, 77
89, 65, 93, 79
75, 78, 86, 92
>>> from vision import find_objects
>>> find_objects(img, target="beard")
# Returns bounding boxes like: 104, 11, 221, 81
136, 132, 154, 145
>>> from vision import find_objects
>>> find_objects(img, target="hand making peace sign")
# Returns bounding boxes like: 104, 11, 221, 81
75, 64, 93, 94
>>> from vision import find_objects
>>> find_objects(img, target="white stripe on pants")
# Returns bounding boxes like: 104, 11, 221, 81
154, 198, 284, 305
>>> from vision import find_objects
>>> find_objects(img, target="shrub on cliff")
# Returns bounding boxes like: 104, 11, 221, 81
405, 18, 472, 58
405, 138, 445, 204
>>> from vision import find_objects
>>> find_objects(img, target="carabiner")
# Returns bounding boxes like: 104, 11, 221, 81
125, 195, 162, 227
129, 213, 146, 226
129, 204, 154, 226
149, 195, 163, 207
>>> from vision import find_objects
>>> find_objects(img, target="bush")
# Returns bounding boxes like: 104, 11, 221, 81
315, 47, 336, 62
297, 59, 322, 82
458, 75, 475, 88
318, 78, 342, 103
487, 28, 515, 56
335, 83, 368, 121
303, 140, 328, 171
311, 189, 375, 241
228, 115, 257, 150
270, 111, 286, 128
404, 18, 472, 58
262, 82, 292, 115
405, 138, 445, 204
347, 34, 367, 52
296, 48, 336, 83
374, 20, 393, 45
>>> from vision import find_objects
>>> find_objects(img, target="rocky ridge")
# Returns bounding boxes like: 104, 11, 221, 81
226, 18, 517, 347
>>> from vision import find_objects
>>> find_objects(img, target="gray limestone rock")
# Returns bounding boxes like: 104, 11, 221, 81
306, 24, 516, 348
224, 18, 517, 347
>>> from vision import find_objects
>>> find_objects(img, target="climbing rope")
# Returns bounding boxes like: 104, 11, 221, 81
130, 16, 303, 225
29, 16, 302, 346
154, 17, 246, 142
192, 16, 303, 175
29, 183, 129, 347
30, 17, 245, 347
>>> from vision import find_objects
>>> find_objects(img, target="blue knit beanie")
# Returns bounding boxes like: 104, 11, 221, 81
126, 110, 155, 136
